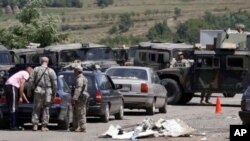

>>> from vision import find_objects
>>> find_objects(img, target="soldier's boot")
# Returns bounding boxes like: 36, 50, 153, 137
75, 127, 86, 132
32, 124, 38, 131
205, 100, 212, 104
41, 125, 49, 132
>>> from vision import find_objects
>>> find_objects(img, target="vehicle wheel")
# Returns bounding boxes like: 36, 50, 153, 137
161, 79, 182, 105
179, 93, 194, 105
58, 120, 68, 130
146, 100, 156, 115
159, 99, 167, 113
0, 118, 9, 129
223, 93, 236, 98
101, 104, 110, 123
114, 102, 124, 120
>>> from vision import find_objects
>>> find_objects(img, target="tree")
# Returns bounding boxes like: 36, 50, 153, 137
109, 25, 118, 34
118, 13, 134, 33
0, 0, 66, 49
174, 7, 181, 20
147, 21, 172, 41
96, 0, 113, 7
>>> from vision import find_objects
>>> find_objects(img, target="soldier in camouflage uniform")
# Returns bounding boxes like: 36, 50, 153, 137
171, 51, 190, 68
29, 57, 57, 131
71, 65, 89, 132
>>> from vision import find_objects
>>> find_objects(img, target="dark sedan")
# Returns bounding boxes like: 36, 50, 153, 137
0, 75, 72, 129
59, 71, 124, 122
239, 86, 250, 125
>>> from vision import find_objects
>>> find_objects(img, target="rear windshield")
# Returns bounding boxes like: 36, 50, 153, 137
0, 52, 11, 65
61, 73, 95, 90
107, 68, 148, 80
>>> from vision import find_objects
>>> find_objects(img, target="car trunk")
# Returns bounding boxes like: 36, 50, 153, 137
112, 79, 148, 93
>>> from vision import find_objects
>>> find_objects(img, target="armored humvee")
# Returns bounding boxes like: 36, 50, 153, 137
113, 46, 138, 66
0, 45, 14, 96
44, 43, 118, 72
8, 48, 58, 76
157, 30, 250, 104
134, 42, 194, 70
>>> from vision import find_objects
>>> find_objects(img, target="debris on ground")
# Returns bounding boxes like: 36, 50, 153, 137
99, 118, 197, 140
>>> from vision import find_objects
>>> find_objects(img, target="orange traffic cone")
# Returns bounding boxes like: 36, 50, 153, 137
215, 97, 222, 114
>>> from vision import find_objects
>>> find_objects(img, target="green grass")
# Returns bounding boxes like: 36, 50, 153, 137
1, 0, 250, 44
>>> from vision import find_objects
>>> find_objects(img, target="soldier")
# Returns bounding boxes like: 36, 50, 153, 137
29, 57, 57, 131
200, 92, 212, 104
171, 51, 190, 68
71, 65, 89, 132
5, 67, 33, 130
235, 23, 245, 33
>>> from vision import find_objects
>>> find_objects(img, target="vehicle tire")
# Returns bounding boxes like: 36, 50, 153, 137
101, 104, 110, 123
58, 120, 68, 130
146, 100, 156, 115
179, 93, 194, 105
0, 118, 9, 129
159, 99, 167, 113
161, 79, 182, 105
223, 93, 236, 98
114, 102, 124, 120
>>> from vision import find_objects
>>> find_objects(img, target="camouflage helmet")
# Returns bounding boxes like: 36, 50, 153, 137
235, 23, 245, 30
73, 65, 83, 72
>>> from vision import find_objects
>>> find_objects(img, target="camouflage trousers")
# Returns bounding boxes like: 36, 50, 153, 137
73, 94, 88, 129
200, 92, 212, 102
32, 92, 52, 126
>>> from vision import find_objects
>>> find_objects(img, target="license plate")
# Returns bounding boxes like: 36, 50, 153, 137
122, 85, 131, 91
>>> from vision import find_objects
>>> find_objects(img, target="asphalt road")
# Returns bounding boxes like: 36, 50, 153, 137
0, 93, 242, 141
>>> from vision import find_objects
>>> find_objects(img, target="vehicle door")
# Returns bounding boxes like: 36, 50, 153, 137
150, 69, 166, 107
193, 55, 220, 92
106, 75, 122, 113
98, 74, 117, 113
221, 55, 248, 93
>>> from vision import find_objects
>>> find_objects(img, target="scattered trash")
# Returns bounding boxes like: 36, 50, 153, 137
201, 137, 207, 141
100, 118, 196, 140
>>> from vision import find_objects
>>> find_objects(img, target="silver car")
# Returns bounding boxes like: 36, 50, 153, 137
106, 66, 167, 115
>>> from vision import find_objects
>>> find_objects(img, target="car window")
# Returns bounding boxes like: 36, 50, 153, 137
58, 77, 70, 93
150, 70, 161, 84
0, 52, 11, 65
227, 56, 244, 70
61, 73, 95, 90
196, 56, 220, 69
96, 74, 113, 90
107, 68, 148, 80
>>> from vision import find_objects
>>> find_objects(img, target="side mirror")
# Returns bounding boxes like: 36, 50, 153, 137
115, 84, 122, 90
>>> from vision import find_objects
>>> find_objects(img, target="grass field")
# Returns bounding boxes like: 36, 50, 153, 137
1, 0, 250, 44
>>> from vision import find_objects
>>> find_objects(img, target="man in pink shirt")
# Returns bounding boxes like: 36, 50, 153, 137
4, 67, 33, 130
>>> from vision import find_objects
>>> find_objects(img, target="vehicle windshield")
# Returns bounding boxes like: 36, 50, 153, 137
107, 68, 148, 80
173, 49, 194, 59
61, 72, 95, 90
128, 48, 137, 59
60, 48, 114, 62
0, 52, 11, 65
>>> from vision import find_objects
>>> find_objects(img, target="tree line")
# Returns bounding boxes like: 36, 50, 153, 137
0, 0, 83, 8
101, 10, 250, 47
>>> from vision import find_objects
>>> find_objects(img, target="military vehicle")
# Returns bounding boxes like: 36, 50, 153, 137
44, 43, 118, 72
10, 48, 45, 64
113, 46, 138, 66
8, 48, 57, 76
0, 45, 14, 96
134, 42, 194, 70
157, 30, 250, 104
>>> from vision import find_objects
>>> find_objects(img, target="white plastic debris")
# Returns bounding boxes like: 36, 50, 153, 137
100, 125, 121, 138
100, 118, 196, 140
201, 137, 207, 141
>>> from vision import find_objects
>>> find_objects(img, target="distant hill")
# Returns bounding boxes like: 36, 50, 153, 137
1, 0, 250, 45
